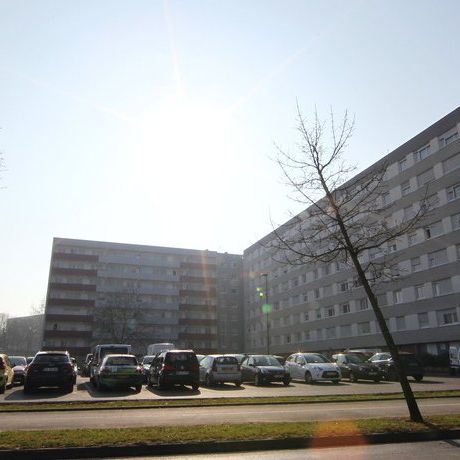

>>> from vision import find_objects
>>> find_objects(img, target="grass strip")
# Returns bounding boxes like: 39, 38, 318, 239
0, 415, 459, 450
1, 389, 460, 412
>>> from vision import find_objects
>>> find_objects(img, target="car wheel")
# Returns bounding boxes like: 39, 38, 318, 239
254, 373, 261, 386
414, 375, 423, 382
304, 371, 313, 384
66, 384, 74, 393
332, 380, 340, 384
283, 378, 290, 386
235, 381, 242, 387
349, 372, 358, 383
135, 384, 142, 393
192, 384, 199, 391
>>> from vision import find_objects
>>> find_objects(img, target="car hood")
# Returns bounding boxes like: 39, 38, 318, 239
307, 363, 339, 370
350, 362, 379, 370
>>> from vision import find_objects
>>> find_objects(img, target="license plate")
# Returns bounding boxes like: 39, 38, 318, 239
176, 371, 189, 375
43, 367, 58, 372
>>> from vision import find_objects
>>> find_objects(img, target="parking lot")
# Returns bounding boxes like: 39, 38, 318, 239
1, 375, 460, 403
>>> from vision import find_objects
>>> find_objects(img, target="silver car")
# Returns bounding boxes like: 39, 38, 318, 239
199, 355, 242, 387
285, 353, 341, 384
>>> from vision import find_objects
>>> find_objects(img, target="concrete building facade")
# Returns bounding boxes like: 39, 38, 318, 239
243, 107, 460, 364
43, 238, 243, 360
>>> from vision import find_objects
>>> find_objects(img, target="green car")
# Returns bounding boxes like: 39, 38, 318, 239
94, 354, 143, 392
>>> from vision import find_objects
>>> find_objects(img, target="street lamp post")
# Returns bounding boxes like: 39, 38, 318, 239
261, 273, 270, 355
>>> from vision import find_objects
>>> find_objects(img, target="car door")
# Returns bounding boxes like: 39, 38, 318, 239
336, 355, 349, 377
241, 357, 253, 382
199, 357, 210, 382
295, 355, 307, 380
285, 355, 296, 379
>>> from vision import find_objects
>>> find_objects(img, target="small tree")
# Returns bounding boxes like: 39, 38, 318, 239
272, 106, 428, 422
93, 289, 152, 352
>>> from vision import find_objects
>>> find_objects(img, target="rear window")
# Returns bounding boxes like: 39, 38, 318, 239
100, 347, 130, 357
165, 353, 197, 364
215, 356, 238, 364
34, 354, 70, 363
142, 356, 155, 365
106, 356, 137, 366
10, 357, 27, 366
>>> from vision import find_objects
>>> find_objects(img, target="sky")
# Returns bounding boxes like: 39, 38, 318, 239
1, 0, 459, 317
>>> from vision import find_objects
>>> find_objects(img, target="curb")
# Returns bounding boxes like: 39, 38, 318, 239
2, 392, 460, 413
1, 429, 460, 459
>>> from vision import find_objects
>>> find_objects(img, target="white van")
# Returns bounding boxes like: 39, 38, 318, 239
147, 343, 175, 356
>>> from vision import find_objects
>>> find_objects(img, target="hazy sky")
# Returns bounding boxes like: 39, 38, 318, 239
1, 0, 459, 317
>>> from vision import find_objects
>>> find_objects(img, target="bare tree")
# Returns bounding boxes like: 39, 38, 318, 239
93, 289, 152, 352
272, 106, 428, 422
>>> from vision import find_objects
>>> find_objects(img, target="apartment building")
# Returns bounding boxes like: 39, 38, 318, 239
43, 238, 243, 359
243, 107, 460, 362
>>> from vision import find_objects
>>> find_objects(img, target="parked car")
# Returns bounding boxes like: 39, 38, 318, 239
225, 354, 247, 365
70, 357, 78, 384
368, 352, 424, 382
24, 351, 75, 393
240, 355, 291, 386
147, 350, 199, 390
26, 356, 34, 366
9, 356, 27, 385
93, 354, 143, 392
199, 355, 242, 386
332, 353, 383, 382
0, 354, 14, 394
285, 352, 341, 384
90, 344, 131, 385
81, 353, 93, 377
141, 355, 156, 382
196, 354, 206, 363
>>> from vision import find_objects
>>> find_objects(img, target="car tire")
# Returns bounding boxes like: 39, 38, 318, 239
283, 378, 290, 386
304, 372, 313, 384
414, 375, 423, 382
135, 384, 142, 393
0, 383, 5, 394
349, 372, 358, 383
66, 384, 74, 393
235, 381, 242, 387
192, 384, 199, 391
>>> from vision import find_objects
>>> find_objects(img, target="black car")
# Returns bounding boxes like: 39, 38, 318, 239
24, 351, 75, 393
332, 353, 382, 383
241, 355, 291, 386
147, 350, 199, 390
81, 353, 93, 377
368, 352, 424, 382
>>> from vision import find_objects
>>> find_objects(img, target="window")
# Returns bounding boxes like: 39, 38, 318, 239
340, 324, 352, 337
438, 308, 458, 325
403, 205, 415, 220
424, 221, 443, 239
415, 284, 425, 300
457, 244, 460, 260
408, 232, 418, 246
443, 152, 460, 173
341, 303, 350, 314
396, 316, 406, 331
452, 213, 460, 231
340, 282, 349, 292
359, 298, 369, 310
304, 312, 309, 321
411, 257, 421, 272
439, 129, 459, 147
327, 306, 335, 317
393, 290, 403, 304
418, 312, 429, 328
312, 269, 318, 280
398, 158, 408, 172
324, 264, 331, 275
432, 278, 452, 297
428, 249, 448, 267
401, 181, 411, 196
414, 144, 431, 162
377, 293, 387, 306
314, 288, 320, 299
358, 322, 371, 335
303, 293, 308, 302
388, 242, 397, 253
326, 327, 336, 339
417, 168, 434, 187
316, 308, 321, 319
447, 183, 460, 201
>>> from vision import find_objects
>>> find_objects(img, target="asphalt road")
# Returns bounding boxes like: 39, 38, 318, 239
1, 397, 460, 431
110, 440, 460, 460
1, 375, 460, 403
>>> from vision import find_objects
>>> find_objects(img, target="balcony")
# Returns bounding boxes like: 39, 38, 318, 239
180, 262, 217, 271
179, 304, 216, 312
49, 283, 97, 292
45, 314, 94, 323
53, 252, 99, 262
47, 298, 95, 307
44, 330, 92, 338
51, 267, 98, 277
180, 276, 216, 284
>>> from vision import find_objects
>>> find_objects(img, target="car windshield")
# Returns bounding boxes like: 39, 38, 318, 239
142, 356, 154, 364
253, 356, 281, 366
105, 356, 137, 366
371, 353, 391, 361
347, 354, 366, 364
10, 357, 27, 366
33, 354, 70, 363
304, 354, 329, 363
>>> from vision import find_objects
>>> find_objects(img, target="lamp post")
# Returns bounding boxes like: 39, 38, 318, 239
261, 273, 270, 355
